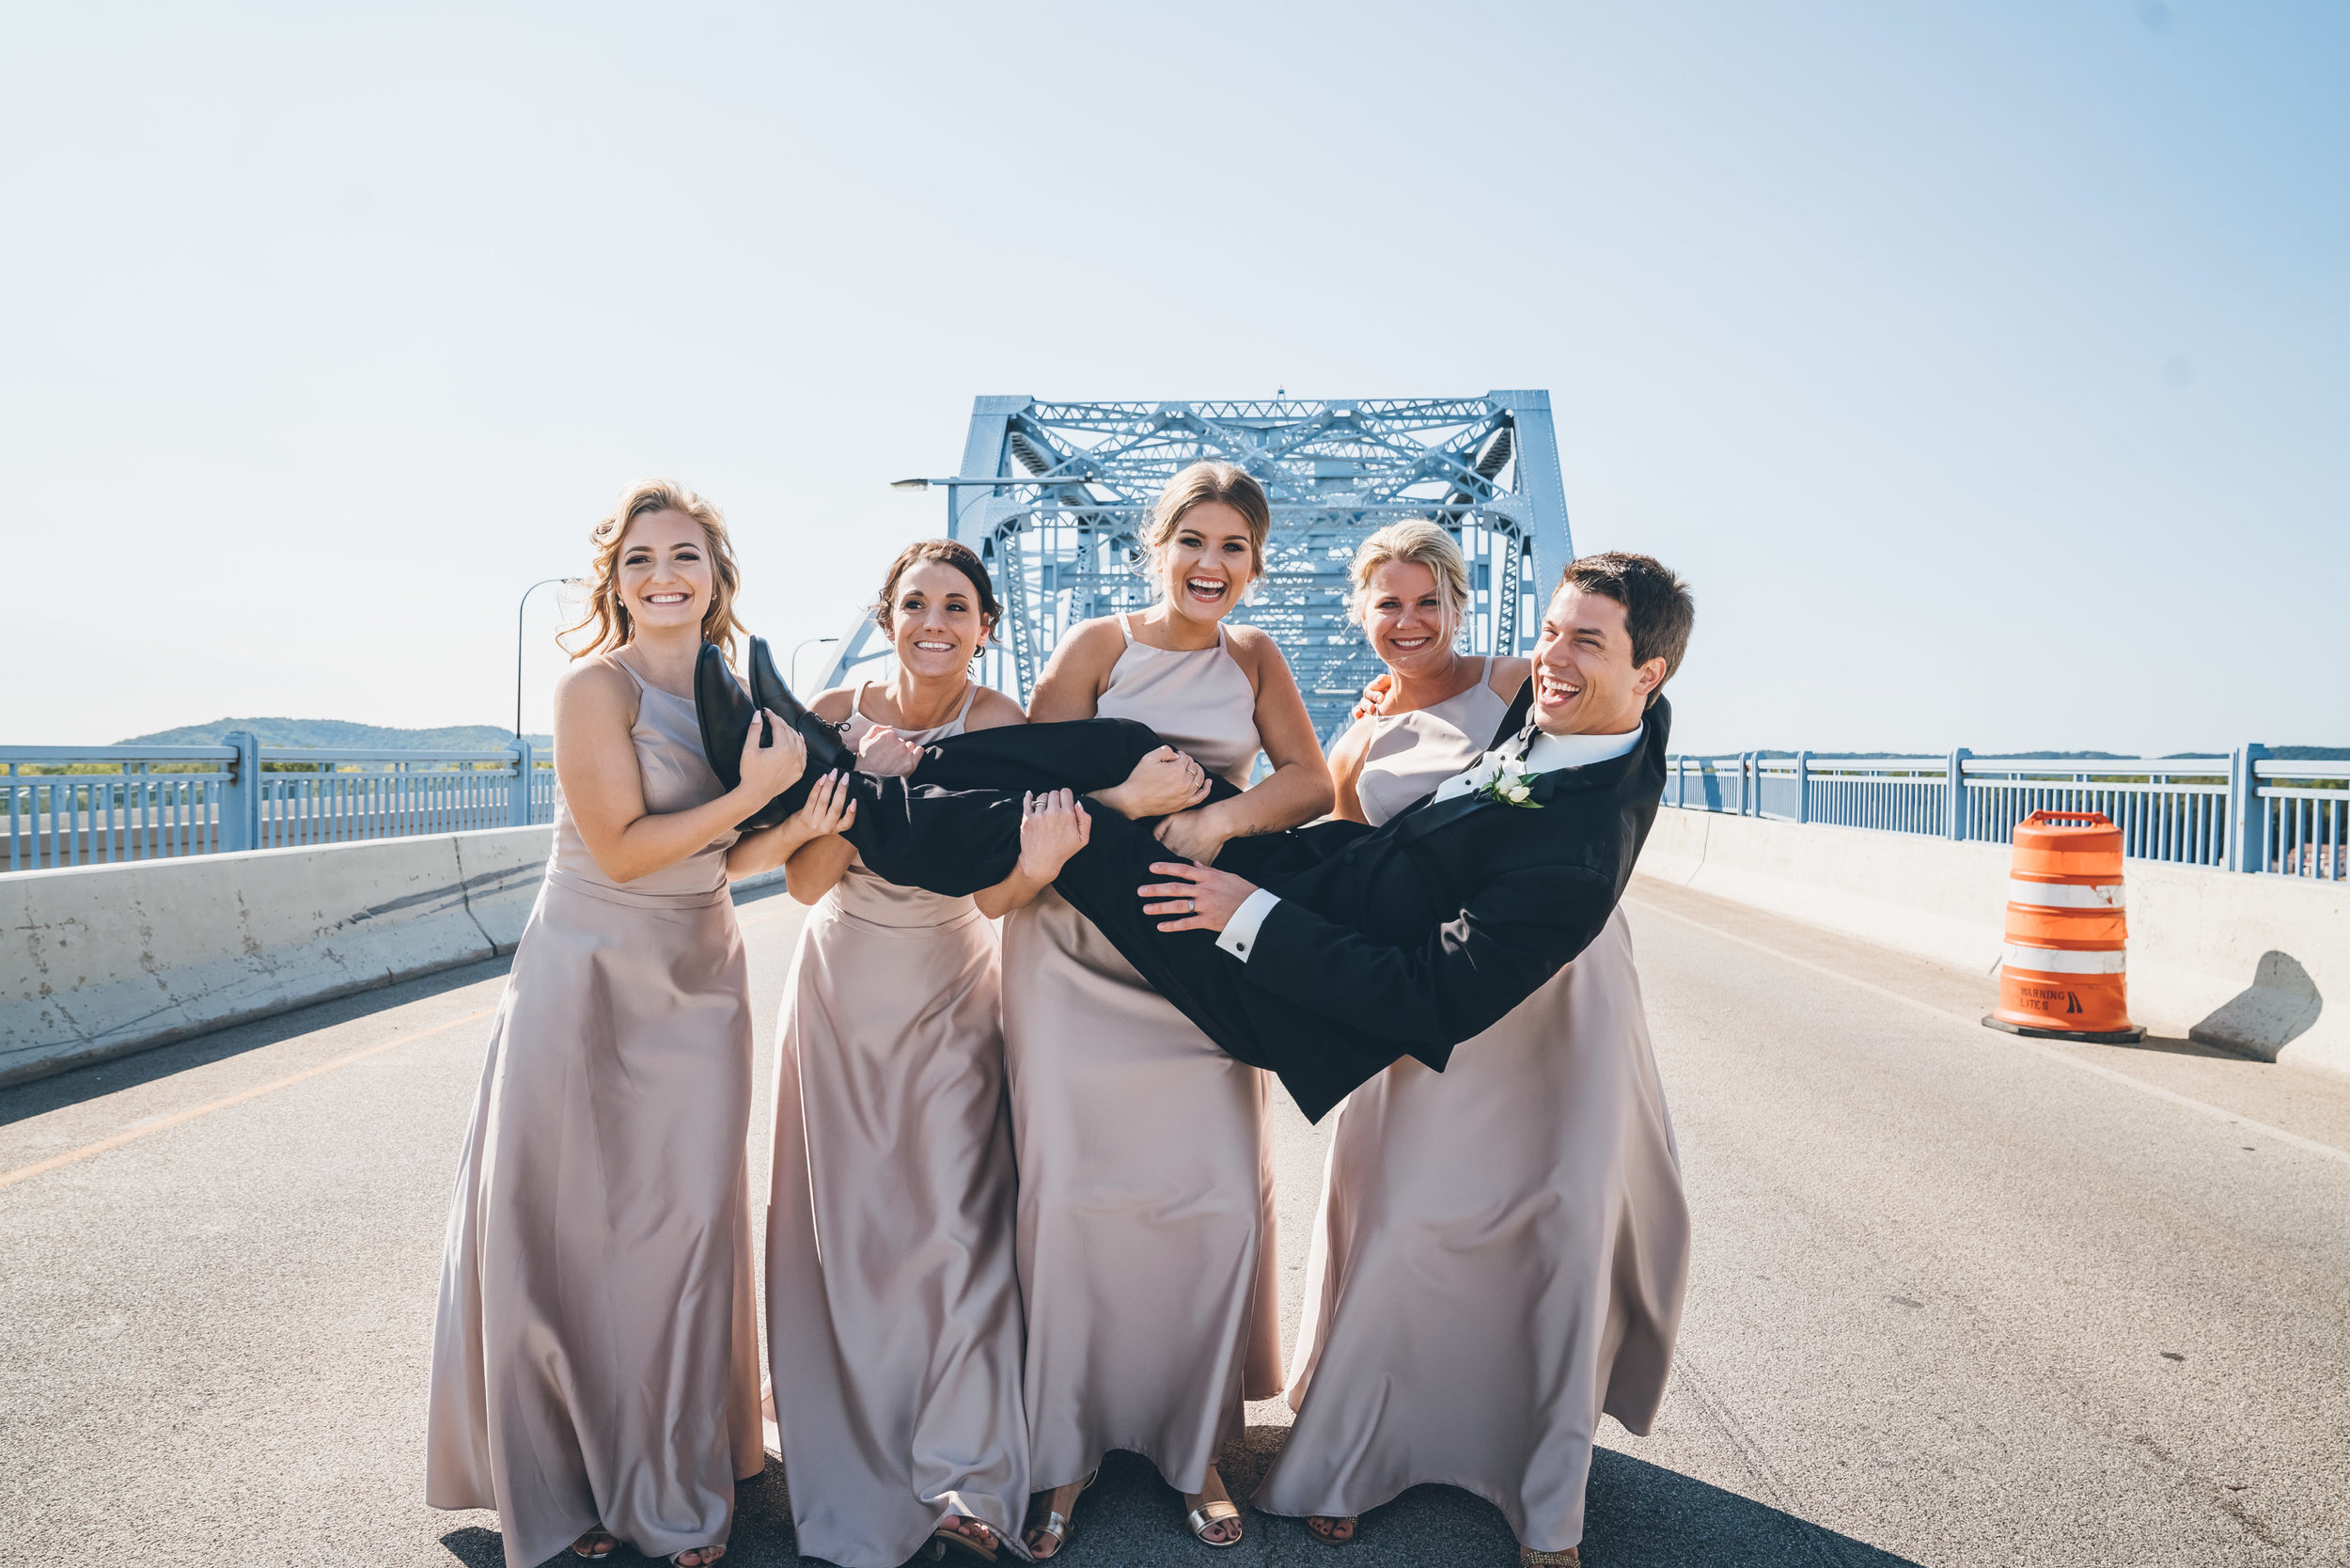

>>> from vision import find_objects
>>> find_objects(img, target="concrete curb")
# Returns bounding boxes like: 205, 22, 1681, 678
1637, 808, 2350, 1078
0, 831, 791, 1089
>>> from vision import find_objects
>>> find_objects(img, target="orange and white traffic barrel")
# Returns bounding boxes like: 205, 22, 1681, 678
1982, 809, 2145, 1043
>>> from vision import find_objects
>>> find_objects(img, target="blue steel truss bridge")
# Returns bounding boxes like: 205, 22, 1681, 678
825, 392, 1574, 742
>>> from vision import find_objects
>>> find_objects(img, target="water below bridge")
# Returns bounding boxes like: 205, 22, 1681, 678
3, 879, 2345, 1566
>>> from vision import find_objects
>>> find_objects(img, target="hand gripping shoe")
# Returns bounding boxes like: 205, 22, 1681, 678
745, 635, 854, 776
694, 638, 854, 831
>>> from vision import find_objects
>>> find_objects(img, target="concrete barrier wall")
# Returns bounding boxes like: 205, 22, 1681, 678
1, 830, 796, 1089
1637, 808, 2350, 1080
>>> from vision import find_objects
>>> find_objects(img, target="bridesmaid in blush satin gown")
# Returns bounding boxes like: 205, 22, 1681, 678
990, 463, 1334, 1557
762, 541, 1037, 1568
1252, 523, 1690, 1568
427, 481, 845, 1568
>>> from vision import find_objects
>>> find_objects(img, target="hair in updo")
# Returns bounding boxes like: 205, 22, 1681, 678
562, 478, 747, 661
1347, 519, 1470, 627
1139, 462, 1271, 594
871, 538, 1000, 641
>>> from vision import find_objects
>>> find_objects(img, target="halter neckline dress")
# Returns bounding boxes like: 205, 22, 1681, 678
763, 679, 1031, 1568
428, 656, 763, 1568
1000, 612, 1285, 1497
1253, 667, 1691, 1555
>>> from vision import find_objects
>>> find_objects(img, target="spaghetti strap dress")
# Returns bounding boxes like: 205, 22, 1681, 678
763, 682, 1030, 1568
426, 656, 763, 1568
999, 615, 1285, 1497
1253, 663, 1691, 1555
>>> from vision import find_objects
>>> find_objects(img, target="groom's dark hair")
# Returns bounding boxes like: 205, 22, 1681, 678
1558, 552, 1694, 689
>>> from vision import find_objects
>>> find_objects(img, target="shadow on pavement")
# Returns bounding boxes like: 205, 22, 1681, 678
2106, 1030, 2264, 1065
2, 884, 798, 1133
1584, 1448, 1923, 1566
441, 1447, 1922, 1567
0, 954, 515, 1126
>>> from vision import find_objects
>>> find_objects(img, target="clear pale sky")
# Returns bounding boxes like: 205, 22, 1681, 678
6, 2, 2342, 754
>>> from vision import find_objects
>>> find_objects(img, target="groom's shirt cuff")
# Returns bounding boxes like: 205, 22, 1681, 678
1215, 887, 1283, 962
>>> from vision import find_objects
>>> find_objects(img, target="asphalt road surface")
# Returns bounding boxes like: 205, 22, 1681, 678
4, 876, 2346, 1567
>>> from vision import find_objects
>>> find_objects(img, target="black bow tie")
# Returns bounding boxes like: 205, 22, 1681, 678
1497, 718, 1542, 766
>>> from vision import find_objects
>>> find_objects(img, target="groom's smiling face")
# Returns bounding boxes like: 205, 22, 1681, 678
1530, 587, 1668, 738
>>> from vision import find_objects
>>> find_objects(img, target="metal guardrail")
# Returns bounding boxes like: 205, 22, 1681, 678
4, 734, 559, 872
1665, 747, 2346, 880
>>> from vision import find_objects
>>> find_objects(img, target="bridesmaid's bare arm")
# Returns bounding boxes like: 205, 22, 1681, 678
733, 769, 858, 881
1152, 627, 1334, 863
1024, 618, 1122, 724
1324, 714, 1377, 825
555, 657, 805, 885
975, 790, 1089, 919
779, 689, 861, 902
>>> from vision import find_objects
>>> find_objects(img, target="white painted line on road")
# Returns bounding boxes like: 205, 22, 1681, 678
0, 1005, 500, 1195
1624, 897, 2350, 1171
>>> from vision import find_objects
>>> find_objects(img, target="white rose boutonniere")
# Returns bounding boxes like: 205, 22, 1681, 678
1471, 759, 1542, 809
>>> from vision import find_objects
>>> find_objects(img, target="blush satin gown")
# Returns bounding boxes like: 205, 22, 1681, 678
1253, 666, 1691, 1555
999, 614, 1285, 1497
763, 683, 1030, 1568
426, 657, 763, 1568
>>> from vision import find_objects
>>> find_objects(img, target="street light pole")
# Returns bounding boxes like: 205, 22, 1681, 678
517, 578, 572, 739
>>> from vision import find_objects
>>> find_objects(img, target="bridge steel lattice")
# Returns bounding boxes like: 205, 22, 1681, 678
822, 392, 1573, 741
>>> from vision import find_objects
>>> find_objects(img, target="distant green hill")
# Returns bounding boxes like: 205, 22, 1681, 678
118, 718, 554, 751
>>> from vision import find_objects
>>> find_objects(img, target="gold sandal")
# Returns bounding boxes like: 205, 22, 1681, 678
1520, 1549, 1580, 1565
930, 1516, 999, 1562
1186, 1498, 1244, 1548
570, 1528, 619, 1560
1024, 1470, 1097, 1559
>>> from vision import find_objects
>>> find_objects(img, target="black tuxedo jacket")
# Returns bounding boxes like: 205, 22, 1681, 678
1048, 693, 1671, 1121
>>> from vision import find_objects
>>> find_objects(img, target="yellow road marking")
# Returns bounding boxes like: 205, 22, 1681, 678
0, 1005, 499, 1193
1624, 897, 2350, 1171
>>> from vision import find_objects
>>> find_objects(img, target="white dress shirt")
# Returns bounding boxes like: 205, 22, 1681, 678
1214, 723, 1645, 963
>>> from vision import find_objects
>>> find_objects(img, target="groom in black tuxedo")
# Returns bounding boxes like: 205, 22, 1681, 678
709, 551, 1691, 1121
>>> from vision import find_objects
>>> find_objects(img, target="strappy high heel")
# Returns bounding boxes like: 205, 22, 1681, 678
1023, 1470, 1097, 1559
928, 1515, 999, 1562
1183, 1463, 1245, 1549
1186, 1497, 1243, 1548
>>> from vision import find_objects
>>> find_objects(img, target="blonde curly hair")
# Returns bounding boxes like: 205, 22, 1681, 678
560, 478, 749, 662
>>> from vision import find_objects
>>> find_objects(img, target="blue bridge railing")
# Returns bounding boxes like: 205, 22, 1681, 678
3, 734, 559, 873
1666, 748, 2346, 880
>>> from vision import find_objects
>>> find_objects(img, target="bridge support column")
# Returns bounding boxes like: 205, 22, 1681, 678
1945, 748, 1972, 840
1795, 751, 1810, 824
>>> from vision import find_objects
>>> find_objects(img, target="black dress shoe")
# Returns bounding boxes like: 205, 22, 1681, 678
746, 635, 854, 776
743, 635, 855, 776
694, 640, 855, 831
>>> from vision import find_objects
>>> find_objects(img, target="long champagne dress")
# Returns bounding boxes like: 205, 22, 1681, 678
427, 659, 763, 1568
1001, 615, 1285, 1497
764, 683, 1030, 1568
1254, 665, 1691, 1554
